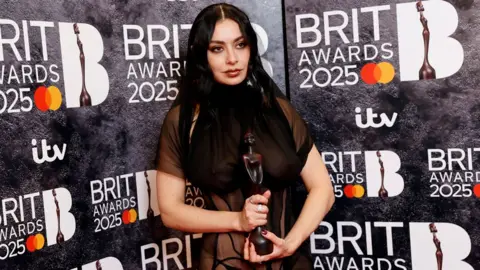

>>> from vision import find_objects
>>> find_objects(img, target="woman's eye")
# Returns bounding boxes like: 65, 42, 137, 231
210, 47, 223, 53
237, 42, 247, 48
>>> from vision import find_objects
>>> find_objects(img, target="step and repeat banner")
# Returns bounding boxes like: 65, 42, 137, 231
0, 0, 285, 269
1, 0, 479, 269
285, 0, 479, 269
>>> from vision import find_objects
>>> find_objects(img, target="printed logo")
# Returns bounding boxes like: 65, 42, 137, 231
90, 173, 137, 232
71, 257, 124, 270
136, 169, 160, 227
141, 234, 202, 270
122, 22, 270, 104
396, 1, 464, 81
355, 107, 397, 129
410, 222, 473, 270
0, 20, 61, 114
33, 86, 62, 111
185, 180, 205, 209
91, 169, 206, 233
59, 23, 109, 108
31, 139, 67, 164
310, 221, 473, 270
360, 62, 395, 85
0, 20, 109, 113
251, 23, 273, 76
428, 148, 480, 198
294, 1, 463, 90
323, 150, 404, 198
0, 188, 76, 260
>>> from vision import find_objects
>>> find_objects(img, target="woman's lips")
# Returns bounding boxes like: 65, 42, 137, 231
225, 69, 242, 78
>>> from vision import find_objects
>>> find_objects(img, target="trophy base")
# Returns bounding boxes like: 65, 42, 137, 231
249, 227, 274, 256
253, 242, 274, 256
419, 64, 436, 80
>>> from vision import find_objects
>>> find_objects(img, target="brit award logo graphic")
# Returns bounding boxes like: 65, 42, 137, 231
0, 20, 109, 113
294, 0, 464, 89
324, 150, 404, 199
59, 22, 109, 108
397, 0, 464, 81
416, 1, 436, 80
73, 23, 93, 106
429, 223, 443, 270
0, 187, 76, 260
410, 222, 473, 270
427, 148, 480, 198
90, 173, 138, 232
136, 169, 160, 228
311, 221, 474, 270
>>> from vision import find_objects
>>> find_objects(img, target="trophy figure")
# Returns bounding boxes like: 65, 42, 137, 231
377, 151, 388, 199
416, 1, 436, 80
73, 23, 92, 106
242, 131, 273, 256
53, 189, 65, 243
96, 260, 102, 270
429, 223, 443, 270
145, 170, 155, 222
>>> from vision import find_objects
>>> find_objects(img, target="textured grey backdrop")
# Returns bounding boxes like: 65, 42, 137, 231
0, 0, 285, 269
285, 0, 480, 268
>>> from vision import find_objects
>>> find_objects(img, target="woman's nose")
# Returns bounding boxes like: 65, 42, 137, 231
225, 47, 238, 65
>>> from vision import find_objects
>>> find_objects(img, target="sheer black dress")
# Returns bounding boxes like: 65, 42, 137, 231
156, 83, 314, 270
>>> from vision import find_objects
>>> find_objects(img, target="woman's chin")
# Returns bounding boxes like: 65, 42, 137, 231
216, 75, 247, 86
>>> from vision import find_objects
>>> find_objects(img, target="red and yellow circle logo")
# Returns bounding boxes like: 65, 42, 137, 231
473, 184, 480, 198
34, 86, 62, 112
122, 209, 138, 225
26, 234, 45, 252
360, 62, 395, 85
344, 184, 365, 198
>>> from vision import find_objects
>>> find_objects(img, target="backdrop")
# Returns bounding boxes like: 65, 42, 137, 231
0, 0, 479, 269
0, 0, 285, 269
285, 0, 479, 269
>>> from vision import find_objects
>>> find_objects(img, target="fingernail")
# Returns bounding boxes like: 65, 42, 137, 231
261, 229, 267, 235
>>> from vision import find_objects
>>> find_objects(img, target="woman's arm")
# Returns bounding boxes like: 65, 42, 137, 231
156, 171, 270, 234
284, 145, 334, 253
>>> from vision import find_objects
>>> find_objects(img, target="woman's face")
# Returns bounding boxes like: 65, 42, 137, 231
207, 18, 251, 86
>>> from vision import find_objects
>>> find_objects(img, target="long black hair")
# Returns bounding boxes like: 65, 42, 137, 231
174, 3, 283, 107
173, 3, 290, 167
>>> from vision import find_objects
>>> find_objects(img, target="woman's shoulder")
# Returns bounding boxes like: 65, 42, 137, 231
161, 104, 184, 130
274, 96, 303, 127
275, 96, 293, 112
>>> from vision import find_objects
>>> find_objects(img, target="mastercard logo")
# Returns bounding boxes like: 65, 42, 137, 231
122, 209, 138, 225
473, 184, 480, 198
34, 86, 62, 112
26, 234, 45, 252
360, 62, 395, 85
344, 184, 365, 198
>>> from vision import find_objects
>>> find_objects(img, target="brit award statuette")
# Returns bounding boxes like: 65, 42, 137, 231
145, 170, 154, 222
416, 1, 437, 80
74, 23, 93, 106
377, 151, 388, 199
429, 223, 443, 270
243, 131, 273, 256
53, 189, 64, 243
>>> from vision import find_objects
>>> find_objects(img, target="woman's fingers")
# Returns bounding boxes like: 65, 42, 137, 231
248, 194, 269, 205
243, 237, 250, 260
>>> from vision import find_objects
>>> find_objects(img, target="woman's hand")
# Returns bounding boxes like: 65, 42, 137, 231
237, 190, 271, 232
243, 230, 294, 264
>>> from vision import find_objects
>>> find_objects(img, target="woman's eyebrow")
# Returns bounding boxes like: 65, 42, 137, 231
210, 36, 244, 44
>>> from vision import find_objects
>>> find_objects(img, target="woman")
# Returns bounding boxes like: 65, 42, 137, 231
156, 3, 334, 269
